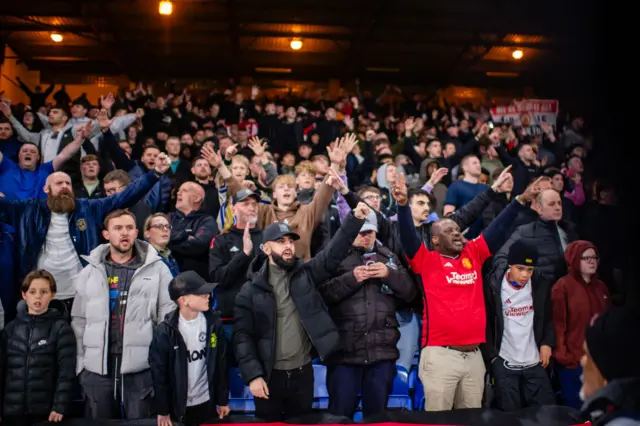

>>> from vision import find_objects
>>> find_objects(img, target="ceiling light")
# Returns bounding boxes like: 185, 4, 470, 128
50, 32, 63, 43
290, 38, 302, 50
512, 49, 523, 59
159, 0, 173, 15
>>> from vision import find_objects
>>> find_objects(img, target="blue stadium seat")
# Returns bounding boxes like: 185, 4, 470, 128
387, 365, 412, 410
229, 367, 255, 413
408, 366, 418, 390
312, 364, 329, 409
412, 350, 420, 366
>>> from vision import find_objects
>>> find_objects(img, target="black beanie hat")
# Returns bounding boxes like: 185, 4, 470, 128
507, 240, 539, 267
585, 307, 640, 382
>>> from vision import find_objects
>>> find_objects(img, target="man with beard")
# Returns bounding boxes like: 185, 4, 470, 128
0, 153, 171, 313
191, 156, 220, 218
0, 123, 89, 201
393, 173, 539, 411
233, 202, 371, 422
71, 209, 174, 419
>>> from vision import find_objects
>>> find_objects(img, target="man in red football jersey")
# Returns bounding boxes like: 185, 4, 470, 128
393, 172, 540, 411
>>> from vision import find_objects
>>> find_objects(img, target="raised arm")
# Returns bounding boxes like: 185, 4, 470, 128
307, 204, 368, 285
52, 121, 92, 171
482, 176, 539, 254
0, 104, 40, 144
86, 154, 169, 218
392, 173, 422, 259
451, 166, 513, 231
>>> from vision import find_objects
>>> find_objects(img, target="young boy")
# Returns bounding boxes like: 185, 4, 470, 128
1, 269, 76, 426
149, 271, 230, 426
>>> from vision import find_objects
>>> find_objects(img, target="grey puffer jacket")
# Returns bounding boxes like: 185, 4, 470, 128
71, 240, 175, 375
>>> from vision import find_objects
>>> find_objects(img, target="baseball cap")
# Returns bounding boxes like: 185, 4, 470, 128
360, 211, 378, 233
169, 271, 217, 302
262, 222, 300, 243
232, 188, 260, 204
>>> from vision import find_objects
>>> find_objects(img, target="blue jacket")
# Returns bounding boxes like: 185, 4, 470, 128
129, 163, 172, 212
0, 170, 161, 282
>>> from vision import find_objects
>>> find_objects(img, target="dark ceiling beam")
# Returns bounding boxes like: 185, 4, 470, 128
91, 28, 559, 51
3, 16, 101, 43
0, 2, 84, 17
0, 23, 93, 33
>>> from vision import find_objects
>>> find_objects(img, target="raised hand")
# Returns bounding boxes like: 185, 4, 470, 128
97, 109, 113, 130
154, 153, 171, 174
0, 101, 11, 117
325, 168, 348, 194
404, 117, 415, 134
243, 224, 253, 256
201, 145, 223, 168
100, 92, 115, 111
491, 165, 513, 193
391, 173, 408, 206
248, 137, 267, 158
428, 167, 449, 187
224, 143, 238, 161
520, 176, 544, 203
353, 202, 371, 219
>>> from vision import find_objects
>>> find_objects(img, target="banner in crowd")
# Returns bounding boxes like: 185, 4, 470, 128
490, 99, 559, 136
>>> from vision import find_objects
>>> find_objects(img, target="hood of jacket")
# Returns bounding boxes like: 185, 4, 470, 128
565, 240, 598, 282
376, 163, 405, 189
82, 239, 159, 268
15, 299, 64, 321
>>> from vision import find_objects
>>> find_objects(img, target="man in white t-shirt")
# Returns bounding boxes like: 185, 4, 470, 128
482, 240, 556, 411
149, 271, 230, 426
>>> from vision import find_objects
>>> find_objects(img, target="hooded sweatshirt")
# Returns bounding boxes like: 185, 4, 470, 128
551, 240, 611, 368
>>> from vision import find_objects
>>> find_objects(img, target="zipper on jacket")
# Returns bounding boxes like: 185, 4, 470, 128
24, 320, 35, 414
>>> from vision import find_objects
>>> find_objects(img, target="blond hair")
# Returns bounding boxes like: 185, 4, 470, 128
294, 160, 317, 176
231, 155, 250, 168
272, 174, 296, 189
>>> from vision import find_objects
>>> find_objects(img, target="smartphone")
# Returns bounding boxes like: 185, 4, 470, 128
362, 252, 377, 266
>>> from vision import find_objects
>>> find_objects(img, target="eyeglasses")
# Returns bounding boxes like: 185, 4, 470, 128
362, 195, 381, 201
581, 255, 599, 261
105, 185, 126, 195
149, 224, 171, 231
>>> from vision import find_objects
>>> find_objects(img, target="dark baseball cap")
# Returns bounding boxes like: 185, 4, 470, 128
262, 222, 300, 243
232, 188, 261, 204
169, 271, 217, 302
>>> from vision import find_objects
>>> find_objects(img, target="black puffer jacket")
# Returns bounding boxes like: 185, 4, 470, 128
318, 243, 416, 365
169, 209, 219, 279
233, 212, 364, 385
149, 309, 229, 422
495, 218, 579, 284
1, 301, 76, 417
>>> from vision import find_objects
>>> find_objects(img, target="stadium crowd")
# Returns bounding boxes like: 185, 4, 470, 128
0, 80, 637, 426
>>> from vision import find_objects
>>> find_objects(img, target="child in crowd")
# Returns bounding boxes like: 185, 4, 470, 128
1, 269, 76, 426
149, 271, 230, 426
